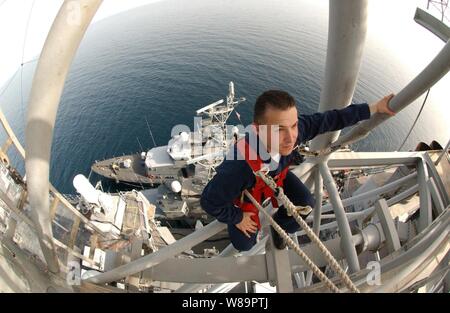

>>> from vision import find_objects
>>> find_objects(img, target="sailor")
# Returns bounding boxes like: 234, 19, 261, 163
201, 90, 395, 250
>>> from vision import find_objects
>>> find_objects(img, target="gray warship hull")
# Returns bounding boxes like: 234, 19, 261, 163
92, 153, 167, 186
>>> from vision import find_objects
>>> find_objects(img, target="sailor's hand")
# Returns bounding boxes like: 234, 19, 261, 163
236, 212, 258, 238
369, 94, 396, 116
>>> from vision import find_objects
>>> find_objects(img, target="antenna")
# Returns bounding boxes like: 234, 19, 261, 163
145, 116, 157, 147
196, 99, 224, 115
136, 136, 144, 152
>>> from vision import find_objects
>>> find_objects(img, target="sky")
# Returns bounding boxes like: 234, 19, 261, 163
0, 0, 163, 89
366, 0, 447, 70
0, 0, 448, 90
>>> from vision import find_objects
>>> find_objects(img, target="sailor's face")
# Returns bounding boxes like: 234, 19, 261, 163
257, 106, 298, 156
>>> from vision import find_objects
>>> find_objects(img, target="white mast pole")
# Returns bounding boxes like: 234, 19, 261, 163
25, 0, 103, 274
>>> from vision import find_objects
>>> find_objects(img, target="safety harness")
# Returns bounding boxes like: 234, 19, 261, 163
232, 137, 288, 229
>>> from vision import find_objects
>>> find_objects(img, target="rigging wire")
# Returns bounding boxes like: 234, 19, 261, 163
397, 89, 431, 151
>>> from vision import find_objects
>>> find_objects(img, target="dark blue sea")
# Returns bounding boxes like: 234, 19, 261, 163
0, 0, 449, 194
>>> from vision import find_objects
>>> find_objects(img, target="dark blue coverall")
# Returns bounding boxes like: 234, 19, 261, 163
200, 103, 371, 251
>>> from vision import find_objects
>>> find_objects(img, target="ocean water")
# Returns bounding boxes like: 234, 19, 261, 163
0, 0, 449, 194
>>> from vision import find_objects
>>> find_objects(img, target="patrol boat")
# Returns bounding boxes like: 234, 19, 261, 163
91, 82, 246, 187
